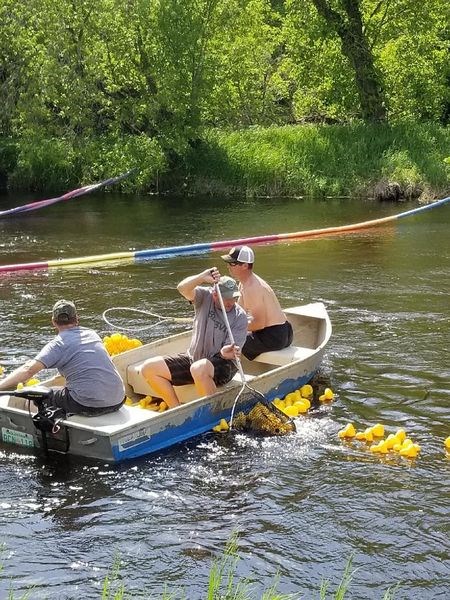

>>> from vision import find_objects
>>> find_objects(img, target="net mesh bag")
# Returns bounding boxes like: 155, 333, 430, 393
232, 401, 295, 436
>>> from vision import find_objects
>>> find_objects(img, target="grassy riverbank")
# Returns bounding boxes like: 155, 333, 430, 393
183, 123, 450, 200
1, 123, 448, 199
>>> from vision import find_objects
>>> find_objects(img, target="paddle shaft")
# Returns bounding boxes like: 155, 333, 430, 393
214, 284, 246, 382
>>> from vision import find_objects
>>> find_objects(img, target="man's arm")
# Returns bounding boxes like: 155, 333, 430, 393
0, 359, 44, 391
177, 267, 219, 301
220, 311, 248, 360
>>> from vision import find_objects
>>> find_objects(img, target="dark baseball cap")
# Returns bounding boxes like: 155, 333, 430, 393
52, 299, 77, 322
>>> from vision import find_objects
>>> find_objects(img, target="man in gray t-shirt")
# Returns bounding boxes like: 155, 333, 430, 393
0, 300, 125, 416
141, 270, 248, 409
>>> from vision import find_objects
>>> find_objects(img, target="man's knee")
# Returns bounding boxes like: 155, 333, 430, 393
141, 356, 170, 380
190, 358, 212, 380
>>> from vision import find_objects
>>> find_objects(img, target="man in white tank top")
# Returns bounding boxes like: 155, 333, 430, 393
221, 245, 293, 360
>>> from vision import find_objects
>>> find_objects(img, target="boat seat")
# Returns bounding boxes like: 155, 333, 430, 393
127, 361, 254, 403
253, 345, 315, 366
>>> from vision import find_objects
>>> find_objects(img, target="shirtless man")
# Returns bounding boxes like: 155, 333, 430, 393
221, 245, 293, 360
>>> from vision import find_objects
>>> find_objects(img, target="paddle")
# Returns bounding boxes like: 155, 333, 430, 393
214, 283, 296, 432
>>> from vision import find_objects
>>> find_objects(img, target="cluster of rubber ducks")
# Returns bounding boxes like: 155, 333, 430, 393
273, 384, 335, 417
125, 395, 168, 412
338, 422, 424, 458
103, 333, 143, 356
211, 384, 335, 432
17, 378, 41, 389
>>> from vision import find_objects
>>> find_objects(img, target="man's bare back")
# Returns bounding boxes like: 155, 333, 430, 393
238, 273, 286, 332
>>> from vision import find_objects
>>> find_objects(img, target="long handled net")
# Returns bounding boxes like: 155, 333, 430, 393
214, 284, 295, 436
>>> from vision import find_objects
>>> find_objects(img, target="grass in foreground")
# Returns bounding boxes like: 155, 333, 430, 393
2, 537, 400, 599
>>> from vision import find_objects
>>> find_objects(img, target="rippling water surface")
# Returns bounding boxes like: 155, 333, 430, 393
0, 193, 449, 599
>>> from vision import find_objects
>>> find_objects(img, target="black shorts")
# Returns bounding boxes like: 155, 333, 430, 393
165, 352, 237, 387
242, 321, 293, 361
44, 387, 125, 417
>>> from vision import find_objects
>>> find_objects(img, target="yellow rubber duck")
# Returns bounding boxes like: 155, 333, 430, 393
371, 423, 385, 437
319, 387, 334, 402
284, 391, 300, 406
399, 442, 421, 458
213, 418, 229, 433
158, 401, 168, 412
338, 423, 356, 439
283, 404, 300, 417
395, 428, 407, 443
384, 433, 397, 449
0, 365, 4, 377
293, 398, 310, 413
300, 384, 313, 398
369, 440, 389, 454
444, 436, 450, 451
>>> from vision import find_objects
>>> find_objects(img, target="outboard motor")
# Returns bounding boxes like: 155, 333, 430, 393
0, 386, 67, 455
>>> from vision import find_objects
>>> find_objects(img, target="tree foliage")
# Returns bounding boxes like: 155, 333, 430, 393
0, 0, 447, 186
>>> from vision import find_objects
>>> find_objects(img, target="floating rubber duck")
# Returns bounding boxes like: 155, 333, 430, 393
444, 436, 450, 452
319, 387, 335, 402
213, 418, 229, 433
283, 404, 300, 417
338, 423, 356, 438
0, 365, 4, 377
395, 428, 407, 443
300, 384, 313, 398
371, 423, 385, 438
284, 391, 301, 406
399, 442, 421, 458
369, 440, 389, 454
384, 433, 397, 449
295, 399, 310, 414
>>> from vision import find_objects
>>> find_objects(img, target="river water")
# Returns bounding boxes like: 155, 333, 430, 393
0, 192, 449, 599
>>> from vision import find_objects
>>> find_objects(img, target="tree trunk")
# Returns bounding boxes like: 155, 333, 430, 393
311, 0, 387, 122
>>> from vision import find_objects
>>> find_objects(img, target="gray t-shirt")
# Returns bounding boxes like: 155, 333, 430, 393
188, 287, 248, 362
35, 326, 125, 408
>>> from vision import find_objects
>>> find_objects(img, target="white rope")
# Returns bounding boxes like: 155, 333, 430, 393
102, 306, 192, 332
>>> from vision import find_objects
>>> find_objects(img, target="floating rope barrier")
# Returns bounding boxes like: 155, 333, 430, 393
1, 195, 448, 274
0, 169, 136, 219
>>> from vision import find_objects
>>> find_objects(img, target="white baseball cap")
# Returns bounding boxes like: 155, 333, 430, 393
221, 245, 255, 264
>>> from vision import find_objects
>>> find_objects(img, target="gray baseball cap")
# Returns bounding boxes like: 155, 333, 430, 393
217, 276, 240, 299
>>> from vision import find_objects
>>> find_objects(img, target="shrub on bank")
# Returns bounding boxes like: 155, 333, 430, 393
3, 135, 166, 193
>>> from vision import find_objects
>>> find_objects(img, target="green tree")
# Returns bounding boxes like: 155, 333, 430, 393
308, 0, 387, 122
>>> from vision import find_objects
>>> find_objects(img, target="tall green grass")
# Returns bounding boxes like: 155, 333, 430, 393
185, 123, 450, 198
2, 537, 400, 599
